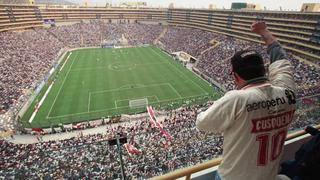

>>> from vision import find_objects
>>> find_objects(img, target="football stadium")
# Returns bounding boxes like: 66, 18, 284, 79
0, 0, 319, 179
22, 46, 217, 127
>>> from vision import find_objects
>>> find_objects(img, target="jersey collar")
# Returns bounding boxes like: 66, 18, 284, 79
239, 77, 269, 90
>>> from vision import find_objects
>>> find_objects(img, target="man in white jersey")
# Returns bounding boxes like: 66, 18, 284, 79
196, 21, 296, 180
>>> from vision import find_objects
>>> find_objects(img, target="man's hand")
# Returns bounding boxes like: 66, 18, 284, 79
251, 21, 268, 35
251, 21, 276, 45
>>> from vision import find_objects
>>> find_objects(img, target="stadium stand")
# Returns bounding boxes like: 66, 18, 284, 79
0, 0, 29, 4
0, 4, 43, 32
35, 0, 74, 5
1, 98, 319, 179
0, 4, 319, 179
0, 6, 318, 60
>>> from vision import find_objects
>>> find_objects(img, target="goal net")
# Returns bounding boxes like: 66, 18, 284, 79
129, 98, 148, 109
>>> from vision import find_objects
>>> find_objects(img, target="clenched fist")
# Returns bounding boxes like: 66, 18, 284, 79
251, 21, 268, 35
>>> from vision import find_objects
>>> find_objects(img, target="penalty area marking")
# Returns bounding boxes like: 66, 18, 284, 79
82, 83, 186, 117
48, 93, 208, 119
49, 93, 208, 119
114, 95, 159, 108
90, 83, 173, 95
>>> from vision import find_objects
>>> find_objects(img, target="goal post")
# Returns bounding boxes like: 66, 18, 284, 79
129, 98, 148, 109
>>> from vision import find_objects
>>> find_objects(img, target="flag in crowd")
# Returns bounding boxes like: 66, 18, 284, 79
124, 143, 142, 155
147, 106, 172, 141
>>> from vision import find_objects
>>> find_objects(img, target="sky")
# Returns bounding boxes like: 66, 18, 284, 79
70, 0, 320, 11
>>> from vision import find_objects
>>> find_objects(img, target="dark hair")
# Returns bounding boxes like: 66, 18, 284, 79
231, 50, 266, 80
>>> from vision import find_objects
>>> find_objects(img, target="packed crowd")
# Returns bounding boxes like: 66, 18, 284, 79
1, 96, 319, 179
48, 21, 101, 48
160, 27, 215, 58
289, 95, 320, 131
0, 29, 62, 113
0, 103, 224, 179
193, 33, 320, 97
0, 29, 64, 130
196, 36, 252, 90
124, 23, 164, 45
47, 21, 164, 48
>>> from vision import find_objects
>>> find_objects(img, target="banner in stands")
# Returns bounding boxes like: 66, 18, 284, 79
44, 19, 55, 25
147, 106, 172, 141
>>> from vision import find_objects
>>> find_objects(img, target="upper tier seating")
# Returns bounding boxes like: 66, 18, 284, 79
0, 4, 43, 32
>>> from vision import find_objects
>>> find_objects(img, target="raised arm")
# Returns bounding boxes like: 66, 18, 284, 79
252, 21, 295, 91
251, 21, 287, 63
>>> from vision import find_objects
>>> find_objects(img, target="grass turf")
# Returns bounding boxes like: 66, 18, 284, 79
20, 46, 221, 128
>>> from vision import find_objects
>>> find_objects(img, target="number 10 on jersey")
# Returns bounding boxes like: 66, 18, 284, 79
256, 129, 287, 166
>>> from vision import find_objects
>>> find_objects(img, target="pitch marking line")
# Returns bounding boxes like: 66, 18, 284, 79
89, 83, 180, 110
28, 83, 54, 123
47, 93, 208, 119
167, 83, 182, 98
47, 52, 79, 118
59, 53, 71, 72
88, 92, 91, 112
154, 96, 160, 102
70, 62, 167, 72
90, 83, 172, 95
114, 101, 118, 109
114, 95, 159, 108
118, 83, 145, 89
80, 84, 169, 116
150, 48, 208, 94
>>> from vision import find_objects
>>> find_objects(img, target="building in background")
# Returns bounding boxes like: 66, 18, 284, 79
0, 0, 28, 4
169, 3, 174, 9
301, 3, 320, 12
119, 1, 147, 8
231, 2, 262, 10
35, 0, 74, 5
209, 4, 217, 10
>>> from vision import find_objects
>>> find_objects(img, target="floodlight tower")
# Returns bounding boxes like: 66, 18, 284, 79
84, 0, 88, 7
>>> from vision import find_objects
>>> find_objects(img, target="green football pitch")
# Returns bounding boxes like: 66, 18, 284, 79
21, 46, 221, 128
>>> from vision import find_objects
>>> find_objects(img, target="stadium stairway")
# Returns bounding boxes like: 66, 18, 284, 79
45, 29, 69, 47
154, 25, 168, 44
200, 40, 220, 55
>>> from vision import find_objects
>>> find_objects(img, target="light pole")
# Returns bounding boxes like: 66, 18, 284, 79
108, 135, 127, 180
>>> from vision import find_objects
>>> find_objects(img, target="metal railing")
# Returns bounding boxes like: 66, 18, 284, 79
150, 124, 320, 180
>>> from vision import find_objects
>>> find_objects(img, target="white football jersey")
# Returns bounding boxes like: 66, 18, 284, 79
196, 59, 296, 180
